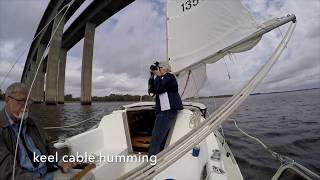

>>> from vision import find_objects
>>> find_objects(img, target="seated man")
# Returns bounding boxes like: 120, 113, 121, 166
0, 82, 74, 180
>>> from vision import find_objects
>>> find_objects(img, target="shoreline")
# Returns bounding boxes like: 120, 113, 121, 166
0, 88, 318, 103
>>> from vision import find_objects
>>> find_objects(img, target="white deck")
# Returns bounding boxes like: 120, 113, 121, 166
54, 102, 243, 180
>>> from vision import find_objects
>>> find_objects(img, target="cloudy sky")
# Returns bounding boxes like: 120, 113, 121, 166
0, 0, 319, 97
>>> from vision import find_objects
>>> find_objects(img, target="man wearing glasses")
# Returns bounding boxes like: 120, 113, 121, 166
0, 82, 74, 180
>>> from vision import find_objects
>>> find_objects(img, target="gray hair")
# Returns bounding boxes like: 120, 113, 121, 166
5, 82, 28, 98
158, 61, 171, 72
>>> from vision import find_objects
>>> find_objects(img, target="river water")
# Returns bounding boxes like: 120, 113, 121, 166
1, 89, 319, 179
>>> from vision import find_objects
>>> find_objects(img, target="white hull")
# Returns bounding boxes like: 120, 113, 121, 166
54, 102, 243, 180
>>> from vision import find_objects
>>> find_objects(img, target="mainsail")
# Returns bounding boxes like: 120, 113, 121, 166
167, 0, 262, 99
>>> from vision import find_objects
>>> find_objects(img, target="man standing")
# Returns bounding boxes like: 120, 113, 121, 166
0, 82, 74, 180
148, 62, 183, 156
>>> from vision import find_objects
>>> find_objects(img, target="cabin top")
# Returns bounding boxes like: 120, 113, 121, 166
121, 101, 207, 112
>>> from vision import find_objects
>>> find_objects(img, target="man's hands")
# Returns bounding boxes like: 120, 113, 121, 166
60, 162, 77, 173
152, 69, 161, 77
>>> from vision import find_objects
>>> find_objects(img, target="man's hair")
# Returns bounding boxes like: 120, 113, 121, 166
158, 61, 171, 72
5, 82, 28, 98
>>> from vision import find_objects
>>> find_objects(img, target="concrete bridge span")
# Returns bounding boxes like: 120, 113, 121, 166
21, 0, 135, 105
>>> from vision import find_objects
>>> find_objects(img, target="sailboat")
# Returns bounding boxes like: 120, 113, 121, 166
52, 0, 319, 179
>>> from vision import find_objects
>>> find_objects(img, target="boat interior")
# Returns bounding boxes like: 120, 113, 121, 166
124, 102, 207, 154
126, 109, 155, 153
126, 108, 175, 154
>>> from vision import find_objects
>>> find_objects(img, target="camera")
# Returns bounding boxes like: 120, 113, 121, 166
150, 65, 158, 71
148, 61, 159, 96
150, 61, 160, 71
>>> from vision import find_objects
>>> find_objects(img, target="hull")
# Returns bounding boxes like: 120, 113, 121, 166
54, 102, 243, 180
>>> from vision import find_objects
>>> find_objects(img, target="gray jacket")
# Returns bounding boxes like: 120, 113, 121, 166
0, 108, 55, 180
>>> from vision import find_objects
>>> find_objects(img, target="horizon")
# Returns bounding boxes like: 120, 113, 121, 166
1, 0, 319, 97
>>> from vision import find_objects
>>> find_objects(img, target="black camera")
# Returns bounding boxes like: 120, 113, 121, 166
148, 61, 159, 96
150, 61, 160, 71
150, 65, 158, 71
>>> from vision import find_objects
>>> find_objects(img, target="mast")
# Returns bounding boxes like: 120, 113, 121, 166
165, 0, 169, 63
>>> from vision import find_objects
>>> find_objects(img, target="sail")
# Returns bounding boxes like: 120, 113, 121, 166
166, 0, 262, 99
177, 64, 206, 99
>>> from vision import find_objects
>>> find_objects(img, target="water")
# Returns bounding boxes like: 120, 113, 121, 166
1, 89, 319, 179
200, 89, 320, 179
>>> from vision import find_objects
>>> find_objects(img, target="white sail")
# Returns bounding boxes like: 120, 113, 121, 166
176, 64, 206, 99
167, 0, 262, 99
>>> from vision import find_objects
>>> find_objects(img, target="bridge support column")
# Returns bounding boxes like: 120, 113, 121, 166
25, 65, 32, 90
57, 48, 67, 104
45, 13, 65, 105
81, 22, 95, 105
28, 56, 38, 102
31, 44, 46, 103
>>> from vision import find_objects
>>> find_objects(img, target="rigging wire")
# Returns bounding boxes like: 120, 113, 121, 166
204, 65, 217, 113
190, 70, 200, 100
278, 27, 287, 49
223, 57, 231, 80
12, 1, 76, 179
229, 53, 236, 64
44, 110, 105, 130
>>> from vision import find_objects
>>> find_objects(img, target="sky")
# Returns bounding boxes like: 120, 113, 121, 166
0, 0, 319, 97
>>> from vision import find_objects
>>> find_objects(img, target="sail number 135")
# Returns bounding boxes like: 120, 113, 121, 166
181, 0, 199, 12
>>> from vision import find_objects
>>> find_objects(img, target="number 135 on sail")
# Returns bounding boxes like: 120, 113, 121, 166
181, 0, 199, 12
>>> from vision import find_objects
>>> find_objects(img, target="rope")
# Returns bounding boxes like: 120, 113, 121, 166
44, 110, 105, 130
233, 118, 320, 179
12, 1, 76, 179
233, 118, 290, 163
181, 70, 191, 97
233, 119, 271, 153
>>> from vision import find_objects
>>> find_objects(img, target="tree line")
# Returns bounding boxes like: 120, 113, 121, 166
65, 93, 153, 102
0, 90, 153, 102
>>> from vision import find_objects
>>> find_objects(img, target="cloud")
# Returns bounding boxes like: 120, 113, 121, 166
92, 0, 166, 77
0, 0, 48, 90
0, 1, 48, 42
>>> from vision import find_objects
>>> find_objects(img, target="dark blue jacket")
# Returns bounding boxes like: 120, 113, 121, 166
154, 73, 183, 113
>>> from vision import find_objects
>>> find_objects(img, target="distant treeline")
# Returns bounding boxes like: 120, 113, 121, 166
0, 89, 4, 100
64, 94, 153, 102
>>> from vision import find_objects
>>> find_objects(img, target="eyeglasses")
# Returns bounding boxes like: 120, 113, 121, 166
8, 96, 33, 106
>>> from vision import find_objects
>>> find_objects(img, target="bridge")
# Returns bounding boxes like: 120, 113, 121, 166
21, 0, 135, 105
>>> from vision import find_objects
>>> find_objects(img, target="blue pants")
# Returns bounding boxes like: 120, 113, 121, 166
148, 110, 177, 156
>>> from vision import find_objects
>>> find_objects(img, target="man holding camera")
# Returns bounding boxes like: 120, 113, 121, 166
148, 61, 183, 156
